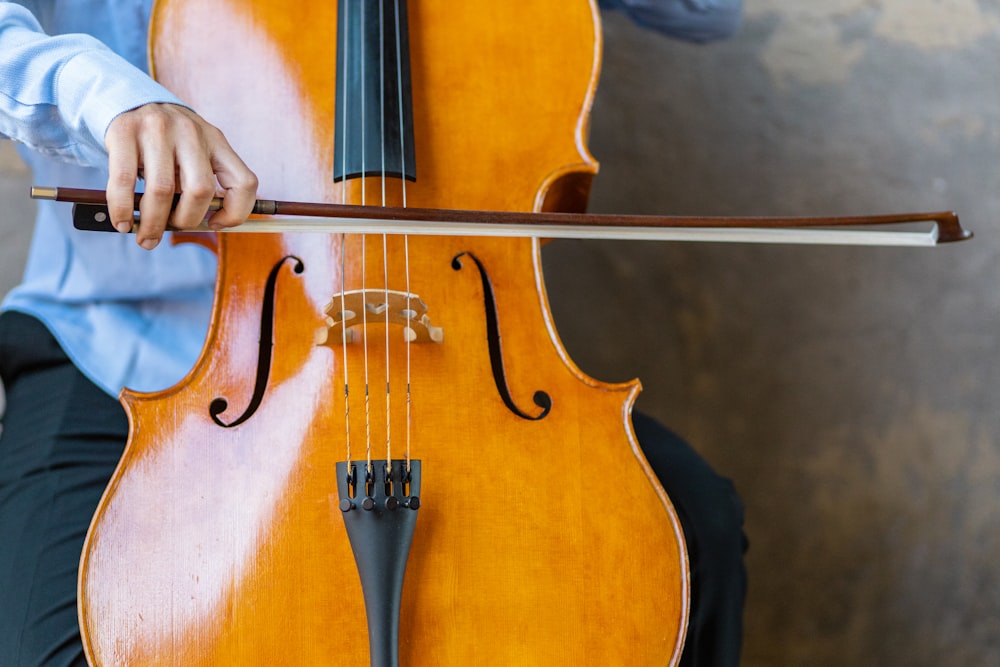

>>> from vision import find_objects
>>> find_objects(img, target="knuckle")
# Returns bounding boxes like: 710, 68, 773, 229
201, 122, 224, 141
184, 181, 215, 201
109, 111, 138, 135
140, 110, 171, 134
145, 179, 176, 197
108, 170, 136, 188
238, 171, 259, 193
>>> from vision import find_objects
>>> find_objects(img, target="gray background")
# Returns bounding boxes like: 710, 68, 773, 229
2, 2, 999, 664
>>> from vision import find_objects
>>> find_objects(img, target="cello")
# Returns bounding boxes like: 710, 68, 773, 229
78, 1, 690, 664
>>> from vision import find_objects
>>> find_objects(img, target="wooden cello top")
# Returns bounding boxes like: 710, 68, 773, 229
78, 2, 690, 665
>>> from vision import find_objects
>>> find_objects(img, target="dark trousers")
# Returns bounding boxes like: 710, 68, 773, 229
0, 310, 745, 666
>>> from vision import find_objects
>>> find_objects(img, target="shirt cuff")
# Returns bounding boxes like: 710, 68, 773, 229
55, 47, 187, 162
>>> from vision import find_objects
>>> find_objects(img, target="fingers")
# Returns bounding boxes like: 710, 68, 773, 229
104, 116, 141, 236
204, 142, 258, 231
104, 104, 258, 250
198, 128, 258, 230
171, 108, 256, 231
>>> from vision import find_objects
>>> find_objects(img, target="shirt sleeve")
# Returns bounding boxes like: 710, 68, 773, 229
0, 2, 184, 167
597, 0, 743, 43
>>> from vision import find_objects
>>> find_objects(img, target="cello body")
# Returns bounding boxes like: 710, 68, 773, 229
78, 1, 689, 664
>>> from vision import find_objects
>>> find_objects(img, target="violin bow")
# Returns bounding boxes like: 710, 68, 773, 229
32, 186, 972, 246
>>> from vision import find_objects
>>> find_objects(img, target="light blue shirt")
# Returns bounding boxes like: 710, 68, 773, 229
0, 0, 741, 398
0, 1, 218, 396
599, 0, 742, 42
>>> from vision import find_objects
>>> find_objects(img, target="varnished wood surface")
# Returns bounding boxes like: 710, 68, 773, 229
78, 1, 689, 664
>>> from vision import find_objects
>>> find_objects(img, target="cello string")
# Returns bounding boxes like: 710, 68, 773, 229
379, 0, 386, 205
340, 235, 351, 469
395, 0, 406, 211
362, 239, 372, 474
404, 244, 411, 475
382, 240, 392, 472
379, 0, 392, 471
394, 0, 412, 473
338, 0, 352, 472
359, 0, 373, 477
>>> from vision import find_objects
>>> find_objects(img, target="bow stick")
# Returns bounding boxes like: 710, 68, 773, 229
31, 186, 972, 246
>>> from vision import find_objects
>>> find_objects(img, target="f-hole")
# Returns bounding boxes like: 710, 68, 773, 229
209, 255, 305, 428
452, 252, 552, 421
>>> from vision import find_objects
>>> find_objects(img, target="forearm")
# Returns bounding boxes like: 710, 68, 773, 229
0, 3, 256, 249
0, 2, 183, 166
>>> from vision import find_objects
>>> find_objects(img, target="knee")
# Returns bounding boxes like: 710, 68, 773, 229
631, 411, 747, 562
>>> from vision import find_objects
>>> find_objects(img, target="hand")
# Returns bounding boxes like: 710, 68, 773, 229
104, 103, 258, 250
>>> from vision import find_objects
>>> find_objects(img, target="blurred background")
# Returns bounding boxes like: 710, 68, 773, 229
2, 1, 998, 664
543, 2, 1000, 665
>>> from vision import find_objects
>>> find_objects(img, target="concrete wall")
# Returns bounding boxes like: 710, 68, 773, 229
1, 2, 998, 664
